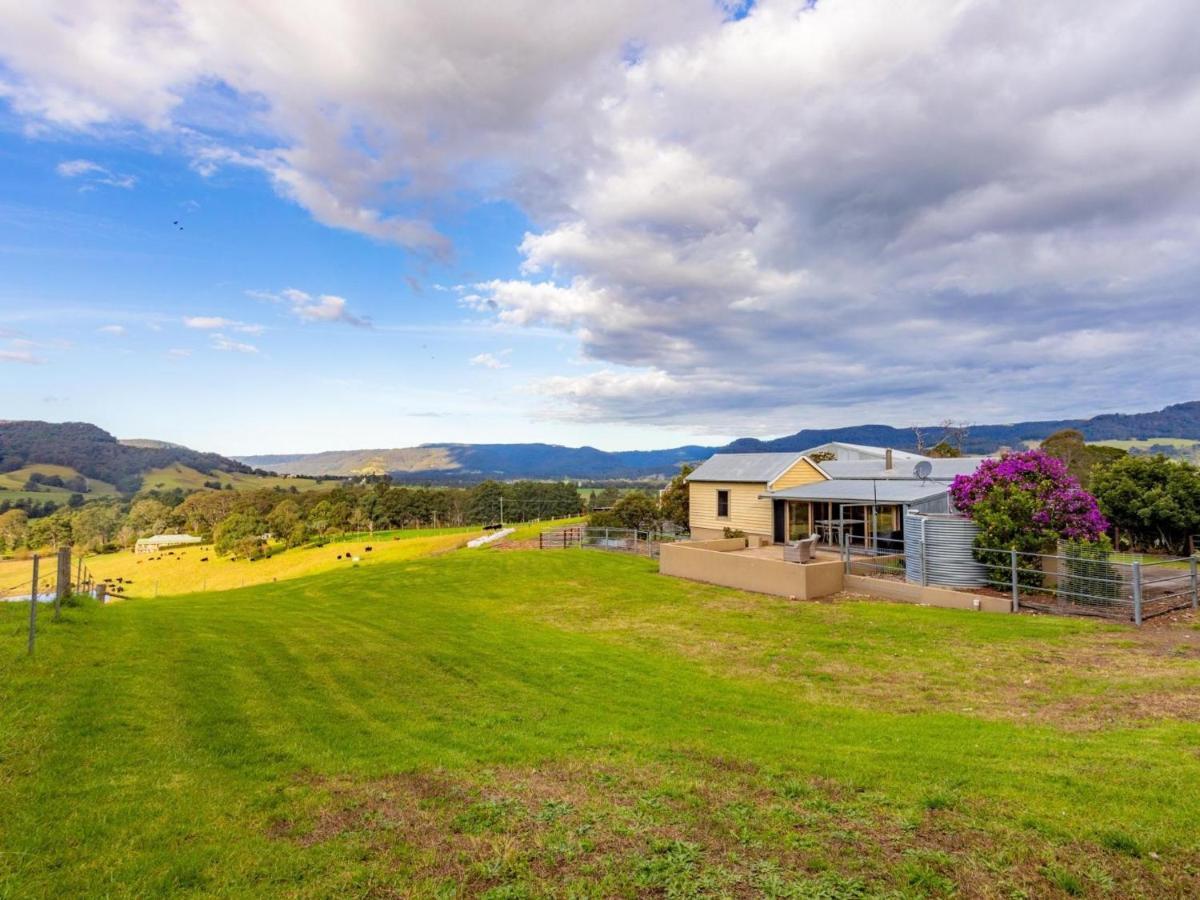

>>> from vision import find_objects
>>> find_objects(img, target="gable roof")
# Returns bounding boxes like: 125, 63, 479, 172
686, 452, 812, 485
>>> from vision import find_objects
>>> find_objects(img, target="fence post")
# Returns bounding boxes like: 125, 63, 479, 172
1132, 560, 1143, 626
1190, 556, 1198, 611
841, 531, 850, 571
1010, 548, 1019, 613
28, 554, 39, 655
55, 546, 71, 621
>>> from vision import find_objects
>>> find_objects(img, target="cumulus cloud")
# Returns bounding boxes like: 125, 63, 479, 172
55, 158, 135, 188
183, 315, 263, 334
4, 1, 1200, 429
469, 350, 512, 370
210, 333, 257, 354
250, 288, 370, 327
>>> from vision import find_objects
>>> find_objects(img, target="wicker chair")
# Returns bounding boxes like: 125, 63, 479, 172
783, 534, 820, 563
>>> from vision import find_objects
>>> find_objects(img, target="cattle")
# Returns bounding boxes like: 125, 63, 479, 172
365, 546, 373, 552
337, 554, 342, 560
200, 557, 209, 562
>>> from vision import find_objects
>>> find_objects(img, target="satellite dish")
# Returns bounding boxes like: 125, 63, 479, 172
913, 460, 933, 481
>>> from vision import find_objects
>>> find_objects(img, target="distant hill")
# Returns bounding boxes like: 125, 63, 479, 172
0, 421, 253, 493
238, 401, 1200, 481
732, 401, 1200, 456
239, 442, 710, 481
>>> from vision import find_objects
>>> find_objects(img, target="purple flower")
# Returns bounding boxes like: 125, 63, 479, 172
951, 449, 1108, 541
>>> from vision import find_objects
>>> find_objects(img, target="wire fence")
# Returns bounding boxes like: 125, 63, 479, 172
540, 526, 685, 559
835, 532, 1198, 624
2, 547, 99, 655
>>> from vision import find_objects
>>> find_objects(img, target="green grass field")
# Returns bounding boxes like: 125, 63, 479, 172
2, 549, 1200, 896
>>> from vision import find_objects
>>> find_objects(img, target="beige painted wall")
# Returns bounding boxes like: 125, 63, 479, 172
660, 543, 844, 600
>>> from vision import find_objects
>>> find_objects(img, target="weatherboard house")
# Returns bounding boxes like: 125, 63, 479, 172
135, 534, 203, 554
686, 447, 984, 547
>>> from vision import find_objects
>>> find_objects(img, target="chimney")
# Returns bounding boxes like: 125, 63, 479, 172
885, 448, 893, 471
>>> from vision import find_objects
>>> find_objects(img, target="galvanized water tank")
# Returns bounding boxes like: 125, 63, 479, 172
905, 513, 987, 587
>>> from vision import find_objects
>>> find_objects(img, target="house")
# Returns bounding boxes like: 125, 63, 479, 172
134, 533, 203, 554
688, 448, 989, 548
686, 452, 827, 543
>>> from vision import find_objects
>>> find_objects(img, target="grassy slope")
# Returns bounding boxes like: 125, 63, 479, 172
0, 551, 1198, 896
0, 464, 119, 499
84, 531, 481, 597
141, 464, 326, 493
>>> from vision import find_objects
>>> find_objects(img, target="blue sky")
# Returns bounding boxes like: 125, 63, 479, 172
0, 120, 704, 453
1, 1, 1198, 455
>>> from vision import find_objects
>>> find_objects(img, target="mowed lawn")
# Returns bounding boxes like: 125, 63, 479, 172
2, 550, 1200, 897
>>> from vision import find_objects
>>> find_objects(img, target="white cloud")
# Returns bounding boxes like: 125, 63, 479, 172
4, 1, 1200, 428
183, 315, 263, 334
97, 324, 126, 336
469, 350, 512, 370
55, 158, 135, 188
250, 288, 369, 327
210, 333, 257, 354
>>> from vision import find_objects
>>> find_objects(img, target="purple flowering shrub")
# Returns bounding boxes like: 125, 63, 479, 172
950, 450, 1109, 587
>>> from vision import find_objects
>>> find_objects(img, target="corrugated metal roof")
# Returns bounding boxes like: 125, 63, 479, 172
135, 533, 202, 545
798, 442, 927, 462
819, 457, 988, 481
687, 452, 809, 484
766, 480, 948, 504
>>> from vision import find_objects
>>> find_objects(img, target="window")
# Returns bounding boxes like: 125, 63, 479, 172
716, 489, 730, 518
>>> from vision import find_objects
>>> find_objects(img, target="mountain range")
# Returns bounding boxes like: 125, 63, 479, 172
238, 401, 1200, 481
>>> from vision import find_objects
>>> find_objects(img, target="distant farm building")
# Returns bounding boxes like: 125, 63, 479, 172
135, 534, 203, 554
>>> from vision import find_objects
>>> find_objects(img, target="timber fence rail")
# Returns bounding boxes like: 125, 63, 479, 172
838, 532, 1198, 624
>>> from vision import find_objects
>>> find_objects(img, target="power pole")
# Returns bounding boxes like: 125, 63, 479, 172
499, 496, 504, 525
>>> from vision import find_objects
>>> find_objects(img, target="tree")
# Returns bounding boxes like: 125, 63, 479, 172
127, 498, 172, 537
1040, 429, 1126, 488
658, 464, 694, 530
0, 509, 28, 548
267, 499, 302, 541
214, 512, 267, 558
611, 492, 661, 531
808, 450, 837, 463
71, 504, 122, 551
950, 450, 1109, 586
926, 440, 961, 459
1090, 455, 1200, 554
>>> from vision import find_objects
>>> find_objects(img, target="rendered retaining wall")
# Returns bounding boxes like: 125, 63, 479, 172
659, 542, 844, 600
844, 574, 1011, 613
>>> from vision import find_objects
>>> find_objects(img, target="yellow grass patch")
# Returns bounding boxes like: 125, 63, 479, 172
85, 531, 481, 597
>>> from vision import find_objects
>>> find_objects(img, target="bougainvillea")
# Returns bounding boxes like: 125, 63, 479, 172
950, 450, 1109, 542
950, 450, 1109, 588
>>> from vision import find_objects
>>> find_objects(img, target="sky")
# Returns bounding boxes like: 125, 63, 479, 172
0, 0, 1198, 455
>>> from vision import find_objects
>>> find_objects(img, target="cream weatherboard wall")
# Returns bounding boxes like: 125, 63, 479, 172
690, 481, 774, 539
688, 457, 827, 541
769, 458, 825, 491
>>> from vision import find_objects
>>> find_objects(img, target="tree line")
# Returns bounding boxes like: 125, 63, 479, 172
0, 478, 584, 558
